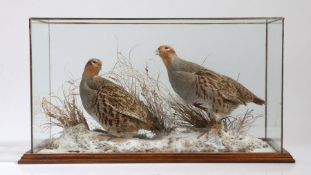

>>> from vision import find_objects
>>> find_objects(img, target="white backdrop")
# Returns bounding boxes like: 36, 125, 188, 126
0, 0, 310, 148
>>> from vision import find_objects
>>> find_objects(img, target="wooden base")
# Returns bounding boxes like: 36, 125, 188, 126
18, 149, 295, 164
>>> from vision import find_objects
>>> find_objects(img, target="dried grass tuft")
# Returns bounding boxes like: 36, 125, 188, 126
222, 109, 262, 136
41, 80, 89, 130
169, 96, 211, 128
105, 48, 172, 131
170, 96, 261, 135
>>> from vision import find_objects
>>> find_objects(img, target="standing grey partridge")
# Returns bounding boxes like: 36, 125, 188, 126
79, 58, 160, 138
156, 45, 264, 122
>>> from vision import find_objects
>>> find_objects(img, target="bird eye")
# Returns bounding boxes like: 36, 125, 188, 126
91, 60, 96, 64
164, 47, 169, 50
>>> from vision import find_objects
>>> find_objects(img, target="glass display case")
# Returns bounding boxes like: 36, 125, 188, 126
19, 18, 294, 163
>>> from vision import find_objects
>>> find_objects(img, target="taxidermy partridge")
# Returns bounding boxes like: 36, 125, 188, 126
80, 58, 160, 138
156, 45, 265, 122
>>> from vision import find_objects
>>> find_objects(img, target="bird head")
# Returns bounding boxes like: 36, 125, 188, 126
155, 45, 177, 67
83, 58, 102, 77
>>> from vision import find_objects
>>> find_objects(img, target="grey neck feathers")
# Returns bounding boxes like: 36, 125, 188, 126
167, 56, 205, 73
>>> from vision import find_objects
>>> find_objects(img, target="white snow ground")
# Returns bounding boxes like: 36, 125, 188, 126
34, 124, 274, 153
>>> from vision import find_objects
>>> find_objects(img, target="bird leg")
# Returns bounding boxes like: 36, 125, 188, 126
209, 120, 223, 136
207, 121, 224, 147
197, 119, 217, 138
192, 104, 224, 145
197, 117, 224, 147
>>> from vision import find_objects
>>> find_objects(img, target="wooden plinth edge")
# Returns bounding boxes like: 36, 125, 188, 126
18, 149, 295, 164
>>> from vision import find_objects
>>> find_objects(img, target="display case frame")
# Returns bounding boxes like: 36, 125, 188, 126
19, 17, 295, 164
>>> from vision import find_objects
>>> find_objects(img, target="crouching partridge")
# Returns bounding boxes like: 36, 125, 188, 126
156, 45, 264, 123
80, 58, 160, 138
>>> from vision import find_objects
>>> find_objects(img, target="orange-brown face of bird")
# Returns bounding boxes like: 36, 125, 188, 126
83, 58, 102, 77
156, 45, 177, 67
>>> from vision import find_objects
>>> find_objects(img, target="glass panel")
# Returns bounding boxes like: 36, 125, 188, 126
30, 18, 283, 153
31, 23, 51, 152
266, 20, 283, 151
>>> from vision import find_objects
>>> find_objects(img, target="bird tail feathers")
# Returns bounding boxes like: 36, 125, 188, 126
253, 96, 265, 105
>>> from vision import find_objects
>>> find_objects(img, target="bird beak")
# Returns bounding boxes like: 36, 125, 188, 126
155, 50, 160, 55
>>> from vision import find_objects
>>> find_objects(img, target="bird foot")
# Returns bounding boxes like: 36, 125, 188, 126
207, 131, 223, 147
197, 120, 224, 139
